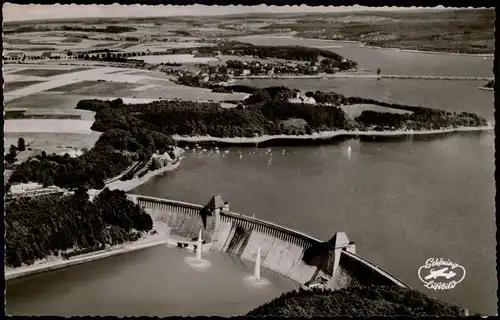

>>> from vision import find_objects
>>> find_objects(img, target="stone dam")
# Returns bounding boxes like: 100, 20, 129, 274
130, 194, 410, 290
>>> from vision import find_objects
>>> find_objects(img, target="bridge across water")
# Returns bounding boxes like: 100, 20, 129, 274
129, 194, 409, 290
234, 74, 493, 81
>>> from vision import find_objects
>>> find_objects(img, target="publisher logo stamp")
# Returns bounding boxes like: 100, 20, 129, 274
418, 258, 466, 291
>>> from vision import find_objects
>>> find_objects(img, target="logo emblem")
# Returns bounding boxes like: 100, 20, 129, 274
418, 258, 466, 291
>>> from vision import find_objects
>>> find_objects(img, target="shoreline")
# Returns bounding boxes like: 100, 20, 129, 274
478, 87, 494, 92
5, 238, 167, 281
5, 148, 185, 281
104, 148, 184, 193
233, 74, 493, 81
285, 35, 493, 57
172, 125, 494, 146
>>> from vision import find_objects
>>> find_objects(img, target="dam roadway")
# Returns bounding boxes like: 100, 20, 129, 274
234, 74, 494, 81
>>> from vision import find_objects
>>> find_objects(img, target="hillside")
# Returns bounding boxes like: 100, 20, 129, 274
247, 286, 468, 317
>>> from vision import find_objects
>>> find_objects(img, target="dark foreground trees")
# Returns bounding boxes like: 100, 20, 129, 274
247, 286, 468, 317
5, 188, 153, 267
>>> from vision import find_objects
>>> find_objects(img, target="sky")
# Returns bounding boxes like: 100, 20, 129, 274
3, 3, 455, 22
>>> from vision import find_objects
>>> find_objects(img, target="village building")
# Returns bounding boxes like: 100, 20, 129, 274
41, 52, 53, 59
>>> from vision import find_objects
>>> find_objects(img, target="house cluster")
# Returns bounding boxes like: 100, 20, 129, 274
223, 59, 340, 76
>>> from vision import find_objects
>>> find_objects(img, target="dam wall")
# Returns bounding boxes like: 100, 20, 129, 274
131, 194, 408, 288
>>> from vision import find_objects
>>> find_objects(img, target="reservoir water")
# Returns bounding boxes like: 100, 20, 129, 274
231, 35, 494, 77
6, 36, 496, 316
6, 245, 298, 316
131, 131, 496, 315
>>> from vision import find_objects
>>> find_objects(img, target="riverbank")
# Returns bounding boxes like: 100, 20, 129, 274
172, 125, 494, 146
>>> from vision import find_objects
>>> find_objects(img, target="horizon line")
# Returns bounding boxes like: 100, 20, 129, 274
3, 4, 485, 23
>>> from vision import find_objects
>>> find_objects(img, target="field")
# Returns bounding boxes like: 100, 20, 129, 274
4, 119, 95, 134
4, 132, 102, 163
10, 67, 90, 77
339, 104, 413, 119
46, 80, 140, 94
131, 54, 218, 64
4, 80, 45, 92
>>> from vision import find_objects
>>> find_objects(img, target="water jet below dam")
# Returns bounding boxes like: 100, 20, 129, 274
131, 194, 409, 290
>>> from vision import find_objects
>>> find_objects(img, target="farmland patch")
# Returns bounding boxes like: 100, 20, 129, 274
4, 81, 45, 92
45, 81, 105, 93
339, 104, 414, 119
130, 54, 218, 64
4, 132, 102, 159
71, 81, 140, 95
4, 119, 95, 134
10, 67, 90, 77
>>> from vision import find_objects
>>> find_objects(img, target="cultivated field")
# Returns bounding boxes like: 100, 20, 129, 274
4, 132, 102, 163
131, 54, 218, 64
4, 80, 45, 92
339, 104, 414, 119
10, 67, 90, 77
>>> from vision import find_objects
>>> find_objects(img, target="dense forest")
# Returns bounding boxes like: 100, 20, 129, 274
247, 286, 468, 317
9, 87, 487, 189
5, 188, 153, 267
75, 88, 348, 138
8, 99, 177, 189
59, 25, 137, 33
303, 90, 488, 130
170, 42, 358, 70
73, 87, 487, 141
8, 146, 132, 189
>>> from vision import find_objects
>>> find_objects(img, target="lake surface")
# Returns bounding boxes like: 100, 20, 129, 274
6, 35, 496, 316
6, 245, 298, 316
131, 131, 496, 315
232, 36, 494, 77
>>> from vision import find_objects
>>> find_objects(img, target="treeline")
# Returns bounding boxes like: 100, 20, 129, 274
171, 42, 358, 69
75, 88, 347, 138
60, 25, 137, 33
9, 99, 178, 189
4, 25, 136, 35
4, 26, 51, 34
9, 87, 487, 190
247, 286, 467, 317
73, 87, 488, 144
5, 188, 153, 267
9, 145, 132, 189
303, 91, 488, 130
